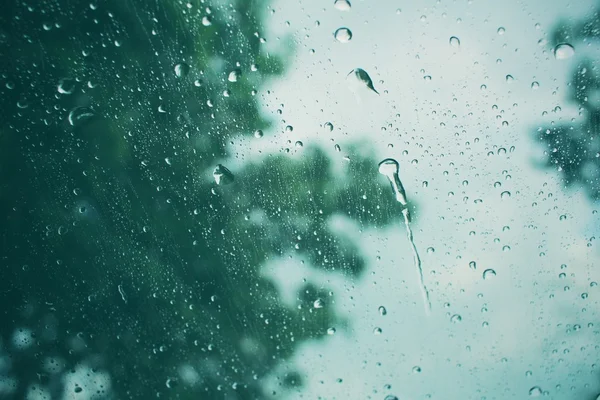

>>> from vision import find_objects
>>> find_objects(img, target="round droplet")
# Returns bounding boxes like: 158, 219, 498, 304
378, 306, 387, 316
501, 191, 511, 199
228, 69, 241, 82
285, 125, 293, 133
412, 366, 422, 373
174, 63, 190, 78
324, 122, 334, 132
449, 36, 460, 47
506, 74, 514, 83
57, 78, 76, 94
334, 0, 351, 11
327, 327, 336, 335
528, 386, 542, 397
384, 396, 399, 400
451, 314, 462, 323
554, 43, 575, 60
202, 16, 212, 26
295, 141, 303, 148
531, 81, 540, 89
469, 261, 477, 270
254, 129, 263, 138
334, 27, 352, 43
373, 327, 382, 335
426, 247, 435, 254
497, 27, 505, 35
313, 298, 324, 309
68, 107, 95, 126
213, 164, 234, 185
483, 269, 496, 280
74, 387, 83, 393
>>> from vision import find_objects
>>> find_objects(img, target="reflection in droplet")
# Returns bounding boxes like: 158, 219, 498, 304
334, 0, 351, 11
449, 36, 460, 47
347, 68, 379, 95
483, 269, 497, 280
174, 63, 190, 78
213, 164, 234, 185
68, 107, 95, 126
553, 43, 575, 60
334, 27, 352, 43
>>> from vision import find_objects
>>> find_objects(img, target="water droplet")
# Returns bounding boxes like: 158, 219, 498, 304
348, 68, 379, 94
559, 214, 567, 221
469, 261, 477, 270
166, 378, 178, 389
451, 314, 462, 323
412, 366, 422, 373
254, 129, 263, 138
554, 43, 575, 60
424, 75, 432, 81
285, 125, 293, 133
373, 327, 382, 335
327, 327, 336, 335
213, 164, 234, 185
422, 181, 428, 188
295, 141, 303, 148
228, 69, 241, 82
324, 122, 334, 132
174, 63, 189, 78
483, 269, 497, 280
531, 81, 540, 89
378, 306, 387, 316
384, 396, 399, 400
57, 78, 76, 94
334, 27, 352, 43
426, 247, 435, 254
313, 298, 324, 308
497, 27, 506, 35
502, 245, 511, 252
74, 386, 82, 393
506, 74, 514, 83
501, 191, 511, 199
334, 0, 351, 11
202, 16, 212, 26
68, 107, 95, 126
449, 36, 460, 47
529, 386, 542, 397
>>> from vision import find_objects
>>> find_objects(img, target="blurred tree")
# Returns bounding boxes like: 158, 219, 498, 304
536, 8, 600, 199
0, 0, 397, 399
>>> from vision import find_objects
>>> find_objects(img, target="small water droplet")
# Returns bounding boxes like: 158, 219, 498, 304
74, 387, 83, 393
412, 366, 422, 373
254, 129, 263, 138
334, 27, 352, 43
531, 81, 540, 89
202, 16, 212, 26
501, 191, 511, 199
327, 327, 336, 335
166, 378, 178, 389
378, 306, 387, 316
373, 327, 382, 335
483, 269, 497, 280
348, 68, 379, 94
334, 0, 351, 11
295, 140, 303, 148
497, 27, 506, 35
469, 261, 477, 270
174, 63, 190, 78
285, 125, 293, 133
384, 396, 398, 400
313, 298, 324, 308
324, 122, 334, 132
426, 247, 435, 254
68, 107, 95, 126
506, 74, 514, 83
449, 36, 460, 47
213, 164, 234, 185
554, 43, 575, 60
451, 314, 462, 323
559, 214, 567, 221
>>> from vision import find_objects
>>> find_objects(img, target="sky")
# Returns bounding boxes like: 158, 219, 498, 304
235, 0, 600, 398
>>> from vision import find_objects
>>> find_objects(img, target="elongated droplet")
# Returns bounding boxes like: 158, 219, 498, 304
378, 158, 431, 314
348, 68, 379, 95
213, 164, 234, 185
68, 107, 95, 126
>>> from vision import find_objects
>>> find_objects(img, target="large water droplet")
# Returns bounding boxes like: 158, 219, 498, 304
254, 129, 263, 138
449, 36, 460, 47
174, 63, 190, 78
213, 164, 234, 185
228, 69, 241, 82
554, 43, 575, 60
57, 78, 76, 94
334, 0, 351, 11
313, 298, 324, 309
324, 122, 334, 132
378, 306, 387, 316
334, 27, 352, 43
68, 107, 95, 126
483, 269, 497, 280
348, 68, 379, 95
528, 386, 542, 397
